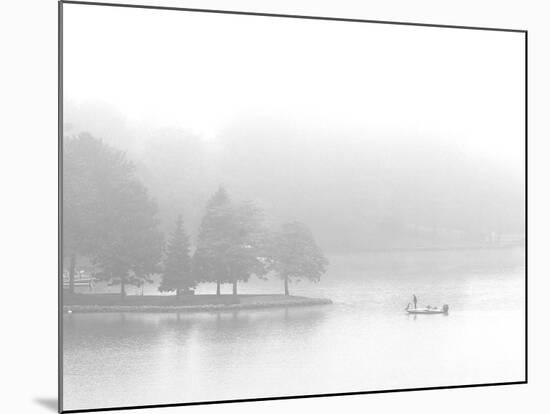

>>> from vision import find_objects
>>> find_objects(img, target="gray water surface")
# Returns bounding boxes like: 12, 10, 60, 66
63, 248, 525, 411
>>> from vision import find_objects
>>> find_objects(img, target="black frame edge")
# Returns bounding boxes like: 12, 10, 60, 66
59, 0, 527, 33
61, 381, 528, 414
58, 0, 64, 413
524, 30, 529, 383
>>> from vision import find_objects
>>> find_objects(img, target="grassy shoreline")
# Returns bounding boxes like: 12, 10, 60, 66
63, 293, 332, 313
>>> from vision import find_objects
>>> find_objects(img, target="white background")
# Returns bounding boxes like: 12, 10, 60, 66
0, 0, 544, 413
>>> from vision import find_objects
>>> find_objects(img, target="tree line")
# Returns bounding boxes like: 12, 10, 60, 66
63, 133, 328, 298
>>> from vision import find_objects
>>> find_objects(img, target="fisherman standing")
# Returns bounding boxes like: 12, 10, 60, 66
413, 294, 418, 309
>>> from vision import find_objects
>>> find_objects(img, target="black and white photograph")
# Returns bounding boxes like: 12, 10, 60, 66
58, 1, 527, 412
11, 0, 550, 413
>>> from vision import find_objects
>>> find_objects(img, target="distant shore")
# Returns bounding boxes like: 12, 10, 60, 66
63, 294, 332, 313
333, 243, 525, 254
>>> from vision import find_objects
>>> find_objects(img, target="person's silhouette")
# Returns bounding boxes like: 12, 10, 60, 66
413, 294, 418, 309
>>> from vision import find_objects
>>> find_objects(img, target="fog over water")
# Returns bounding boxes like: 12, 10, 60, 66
64, 248, 525, 410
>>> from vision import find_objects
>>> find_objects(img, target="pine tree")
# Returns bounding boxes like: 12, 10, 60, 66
159, 215, 194, 296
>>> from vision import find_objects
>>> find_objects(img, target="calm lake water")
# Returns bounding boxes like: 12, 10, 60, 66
63, 248, 525, 411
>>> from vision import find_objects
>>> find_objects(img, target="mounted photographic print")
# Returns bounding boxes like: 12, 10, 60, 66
60, 1, 527, 412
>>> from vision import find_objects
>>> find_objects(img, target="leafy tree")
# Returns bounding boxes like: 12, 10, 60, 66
270, 222, 328, 295
193, 186, 233, 295
63, 133, 116, 293
159, 215, 194, 296
63, 137, 85, 294
94, 181, 163, 298
63, 133, 163, 298
225, 202, 269, 295
193, 187, 268, 295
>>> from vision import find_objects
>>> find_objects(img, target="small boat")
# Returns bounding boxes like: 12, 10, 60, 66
406, 304, 449, 314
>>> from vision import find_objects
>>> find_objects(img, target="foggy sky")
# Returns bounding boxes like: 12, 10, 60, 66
62, 3, 525, 251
